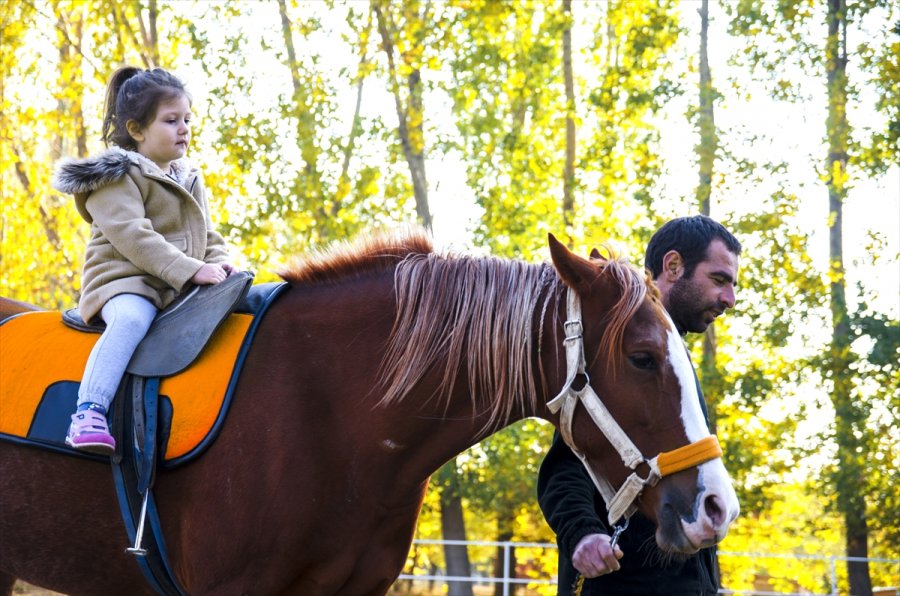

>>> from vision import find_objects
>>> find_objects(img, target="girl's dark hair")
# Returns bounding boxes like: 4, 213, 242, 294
644, 215, 742, 279
101, 66, 190, 150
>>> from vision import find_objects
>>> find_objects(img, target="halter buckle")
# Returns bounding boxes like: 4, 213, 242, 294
563, 319, 583, 341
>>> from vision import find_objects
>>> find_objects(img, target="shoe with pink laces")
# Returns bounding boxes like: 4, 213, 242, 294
65, 409, 116, 455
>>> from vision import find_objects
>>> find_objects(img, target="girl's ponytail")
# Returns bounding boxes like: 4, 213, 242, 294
101, 66, 142, 148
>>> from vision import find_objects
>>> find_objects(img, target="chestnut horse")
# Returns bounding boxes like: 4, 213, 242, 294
0, 230, 738, 595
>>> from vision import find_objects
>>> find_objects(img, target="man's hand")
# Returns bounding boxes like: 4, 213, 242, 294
572, 533, 624, 577
191, 263, 228, 285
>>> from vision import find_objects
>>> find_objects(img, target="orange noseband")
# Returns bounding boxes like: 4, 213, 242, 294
657, 435, 723, 477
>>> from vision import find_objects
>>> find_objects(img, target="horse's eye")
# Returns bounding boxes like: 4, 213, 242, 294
629, 353, 656, 370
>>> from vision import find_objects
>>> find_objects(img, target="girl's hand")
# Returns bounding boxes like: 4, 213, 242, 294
191, 263, 228, 285
221, 262, 241, 275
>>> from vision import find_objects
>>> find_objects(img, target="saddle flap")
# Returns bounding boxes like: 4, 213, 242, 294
127, 271, 254, 377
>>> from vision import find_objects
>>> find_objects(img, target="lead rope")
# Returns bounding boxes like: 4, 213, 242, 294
572, 517, 630, 596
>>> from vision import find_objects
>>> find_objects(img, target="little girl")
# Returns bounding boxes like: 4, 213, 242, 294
52, 66, 239, 454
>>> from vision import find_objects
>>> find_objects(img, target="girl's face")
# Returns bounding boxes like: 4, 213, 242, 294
127, 94, 192, 172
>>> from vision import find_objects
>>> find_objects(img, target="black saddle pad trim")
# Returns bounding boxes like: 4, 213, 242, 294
2, 380, 121, 463
27, 381, 87, 444
0, 432, 102, 462
2, 378, 172, 465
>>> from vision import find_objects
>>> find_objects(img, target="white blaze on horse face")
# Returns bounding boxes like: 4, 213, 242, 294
665, 318, 740, 547
663, 315, 708, 443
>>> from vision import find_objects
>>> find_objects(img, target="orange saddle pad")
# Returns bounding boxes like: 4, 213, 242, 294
0, 310, 253, 461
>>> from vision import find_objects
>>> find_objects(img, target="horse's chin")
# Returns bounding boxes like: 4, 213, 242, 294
655, 505, 705, 555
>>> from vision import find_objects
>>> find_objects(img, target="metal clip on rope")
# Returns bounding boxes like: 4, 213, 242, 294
610, 516, 629, 549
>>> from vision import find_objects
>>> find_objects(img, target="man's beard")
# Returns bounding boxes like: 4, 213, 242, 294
666, 276, 722, 335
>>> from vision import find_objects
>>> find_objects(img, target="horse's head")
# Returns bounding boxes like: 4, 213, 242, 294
546, 234, 739, 555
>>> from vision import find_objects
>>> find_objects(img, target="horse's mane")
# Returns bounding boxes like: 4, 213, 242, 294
379, 250, 562, 435
594, 250, 661, 379
379, 238, 656, 436
280, 230, 655, 436
279, 228, 434, 285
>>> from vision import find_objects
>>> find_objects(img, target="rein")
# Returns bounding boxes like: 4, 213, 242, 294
546, 288, 724, 528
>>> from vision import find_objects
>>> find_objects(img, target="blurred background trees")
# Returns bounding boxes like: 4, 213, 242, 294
1, 1, 896, 593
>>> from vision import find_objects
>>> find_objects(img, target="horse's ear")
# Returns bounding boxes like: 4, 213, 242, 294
590, 248, 602, 260
548, 233, 596, 290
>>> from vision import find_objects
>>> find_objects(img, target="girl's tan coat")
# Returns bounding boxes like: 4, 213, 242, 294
53, 147, 230, 322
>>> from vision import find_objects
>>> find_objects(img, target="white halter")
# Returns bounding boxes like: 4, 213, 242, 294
546, 288, 723, 526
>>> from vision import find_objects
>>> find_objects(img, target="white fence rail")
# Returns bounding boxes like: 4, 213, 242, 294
394, 539, 899, 596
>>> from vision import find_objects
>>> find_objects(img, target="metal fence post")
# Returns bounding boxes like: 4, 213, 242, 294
503, 541, 511, 596
830, 556, 837, 596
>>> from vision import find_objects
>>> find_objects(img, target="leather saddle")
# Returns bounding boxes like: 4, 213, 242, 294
63, 271, 254, 377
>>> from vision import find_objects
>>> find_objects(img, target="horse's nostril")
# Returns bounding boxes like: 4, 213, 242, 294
704, 494, 725, 527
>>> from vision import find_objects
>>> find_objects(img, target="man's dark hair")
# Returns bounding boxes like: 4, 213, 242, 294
644, 215, 742, 279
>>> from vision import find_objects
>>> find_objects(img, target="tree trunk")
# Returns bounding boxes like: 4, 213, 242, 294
58, 7, 88, 158
278, 0, 328, 234
108, 0, 157, 67
696, 2, 723, 588
439, 459, 473, 596
696, 0, 720, 434
493, 513, 516, 596
336, 11, 373, 216
278, 0, 319, 179
138, 0, 159, 66
696, 0, 715, 218
373, 1, 432, 231
562, 0, 576, 237
826, 1, 872, 594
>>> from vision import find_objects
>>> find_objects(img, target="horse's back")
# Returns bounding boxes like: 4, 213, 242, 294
0, 297, 41, 322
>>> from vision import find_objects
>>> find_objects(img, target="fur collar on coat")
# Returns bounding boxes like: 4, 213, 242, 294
52, 147, 198, 222
53, 146, 196, 195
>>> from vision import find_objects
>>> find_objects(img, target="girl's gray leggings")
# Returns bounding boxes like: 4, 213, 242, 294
77, 293, 158, 411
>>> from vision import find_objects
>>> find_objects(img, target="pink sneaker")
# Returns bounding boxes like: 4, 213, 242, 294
65, 410, 116, 455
